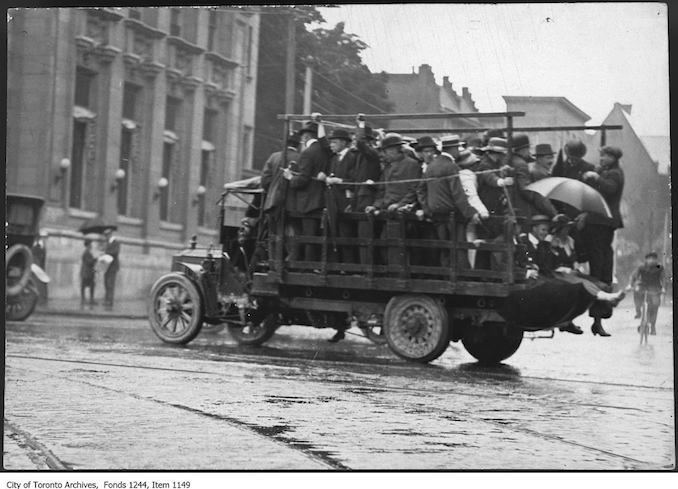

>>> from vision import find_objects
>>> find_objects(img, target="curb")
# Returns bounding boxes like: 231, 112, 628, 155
34, 308, 146, 320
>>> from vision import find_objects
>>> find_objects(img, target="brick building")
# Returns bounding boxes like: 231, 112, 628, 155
7, 7, 259, 301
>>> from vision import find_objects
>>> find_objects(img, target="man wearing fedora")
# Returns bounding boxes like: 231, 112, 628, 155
552, 139, 595, 181
283, 119, 333, 265
416, 139, 479, 269
530, 143, 556, 181
366, 133, 421, 267
415, 135, 438, 173
476, 137, 513, 231
508, 134, 557, 230
261, 131, 300, 212
350, 122, 383, 265
102, 227, 120, 310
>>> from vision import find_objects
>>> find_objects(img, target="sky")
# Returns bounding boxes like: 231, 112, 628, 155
316, 3, 669, 137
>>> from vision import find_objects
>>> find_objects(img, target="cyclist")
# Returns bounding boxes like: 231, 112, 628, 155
627, 251, 666, 335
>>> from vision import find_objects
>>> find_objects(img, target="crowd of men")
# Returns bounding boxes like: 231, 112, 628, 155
258, 114, 626, 341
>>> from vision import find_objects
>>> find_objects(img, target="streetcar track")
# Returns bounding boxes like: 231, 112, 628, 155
4, 418, 72, 470
7, 363, 346, 470
8, 359, 663, 470
7, 353, 672, 420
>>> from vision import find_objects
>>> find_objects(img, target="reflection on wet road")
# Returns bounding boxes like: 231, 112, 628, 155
4, 304, 675, 470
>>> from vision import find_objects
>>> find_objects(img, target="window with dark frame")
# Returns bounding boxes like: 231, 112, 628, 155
165, 96, 181, 131
198, 150, 211, 227
117, 128, 133, 216
74, 68, 94, 108
170, 8, 182, 37
69, 120, 88, 209
207, 10, 218, 52
203, 108, 218, 143
160, 142, 173, 222
122, 83, 140, 121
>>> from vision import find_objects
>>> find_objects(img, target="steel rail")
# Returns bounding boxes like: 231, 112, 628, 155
277, 111, 526, 121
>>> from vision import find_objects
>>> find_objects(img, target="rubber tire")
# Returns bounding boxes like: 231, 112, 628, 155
384, 294, 450, 363
6, 244, 33, 297
6, 277, 38, 321
147, 273, 203, 345
462, 322, 524, 365
227, 312, 278, 346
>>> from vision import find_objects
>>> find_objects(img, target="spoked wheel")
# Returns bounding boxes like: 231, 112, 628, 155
462, 321, 524, 365
6, 278, 38, 321
227, 311, 278, 346
384, 295, 450, 363
147, 273, 203, 344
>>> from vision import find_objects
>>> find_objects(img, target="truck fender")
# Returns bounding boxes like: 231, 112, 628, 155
31, 263, 50, 284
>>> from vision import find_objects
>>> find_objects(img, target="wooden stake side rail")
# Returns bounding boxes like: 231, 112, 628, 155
263, 212, 524, 293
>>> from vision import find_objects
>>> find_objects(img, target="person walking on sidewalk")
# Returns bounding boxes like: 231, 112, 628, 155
102, 228, 121, 310
80, 239, 97, 307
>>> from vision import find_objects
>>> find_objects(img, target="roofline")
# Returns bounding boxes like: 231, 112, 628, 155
502, 95, 591, 122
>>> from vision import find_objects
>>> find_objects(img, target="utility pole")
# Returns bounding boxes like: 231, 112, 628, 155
285, 12, 296, 116
303, 56, 313, 114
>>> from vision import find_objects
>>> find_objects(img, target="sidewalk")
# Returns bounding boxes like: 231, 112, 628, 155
35, 298, 147, 319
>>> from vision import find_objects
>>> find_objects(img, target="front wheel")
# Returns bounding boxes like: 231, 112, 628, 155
462, 322, 523, 364
6, 278, 38, 321
147, 273, 203, 345
227, 311, 278, 346
384, 295, 450, 363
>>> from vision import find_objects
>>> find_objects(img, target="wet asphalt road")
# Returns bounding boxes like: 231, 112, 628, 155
3, 301, 675, 470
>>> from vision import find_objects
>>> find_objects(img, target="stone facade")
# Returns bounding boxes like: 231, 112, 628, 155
7, 7, 259, 301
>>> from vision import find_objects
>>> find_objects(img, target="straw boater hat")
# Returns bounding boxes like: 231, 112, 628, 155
534, 143, 555, 157
327, 128, 352, 141
530, 214, 551, 227
440, 134, 462, 149
482, 137, 508, 154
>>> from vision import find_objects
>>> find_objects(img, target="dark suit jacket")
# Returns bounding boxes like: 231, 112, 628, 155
518, 233, 553, 275
328, 149, 357, 211
374, 153, 421, 209
288, 140, 332, 214
509, 154, 557, 220
350, 139, 382, 211
105, 237, 121, 272
585, 163, 624, 229
551, 156, 595, 181
416, 154, 476, 221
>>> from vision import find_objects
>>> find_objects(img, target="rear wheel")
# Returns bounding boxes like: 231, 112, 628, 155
384, 295, 450, 363
6, 278, 38, 321
462, 322, 523, 364
228, 311, 278, 346
148, 273, 203, 345
6, 244, 33, 297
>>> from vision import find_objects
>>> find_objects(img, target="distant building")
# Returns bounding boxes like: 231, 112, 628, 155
381, 64, 497, 135
502, 95, 591, 150
7, 7, 259, 300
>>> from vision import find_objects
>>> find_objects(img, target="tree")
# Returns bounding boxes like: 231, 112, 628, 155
253, 7, 393, 170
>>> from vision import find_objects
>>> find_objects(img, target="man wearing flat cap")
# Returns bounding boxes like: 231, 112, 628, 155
579, 145, 625, 337
529, 143, 556, 182
508, 134, 558, 230
366, 133, 421, 266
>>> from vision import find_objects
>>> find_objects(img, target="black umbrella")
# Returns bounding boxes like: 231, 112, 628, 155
78, 216, 117, 234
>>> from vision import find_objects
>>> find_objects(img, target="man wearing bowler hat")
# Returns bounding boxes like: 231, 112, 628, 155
283, 119, 333, 265
530, 143, 556, 182
508, 134, 557, 230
